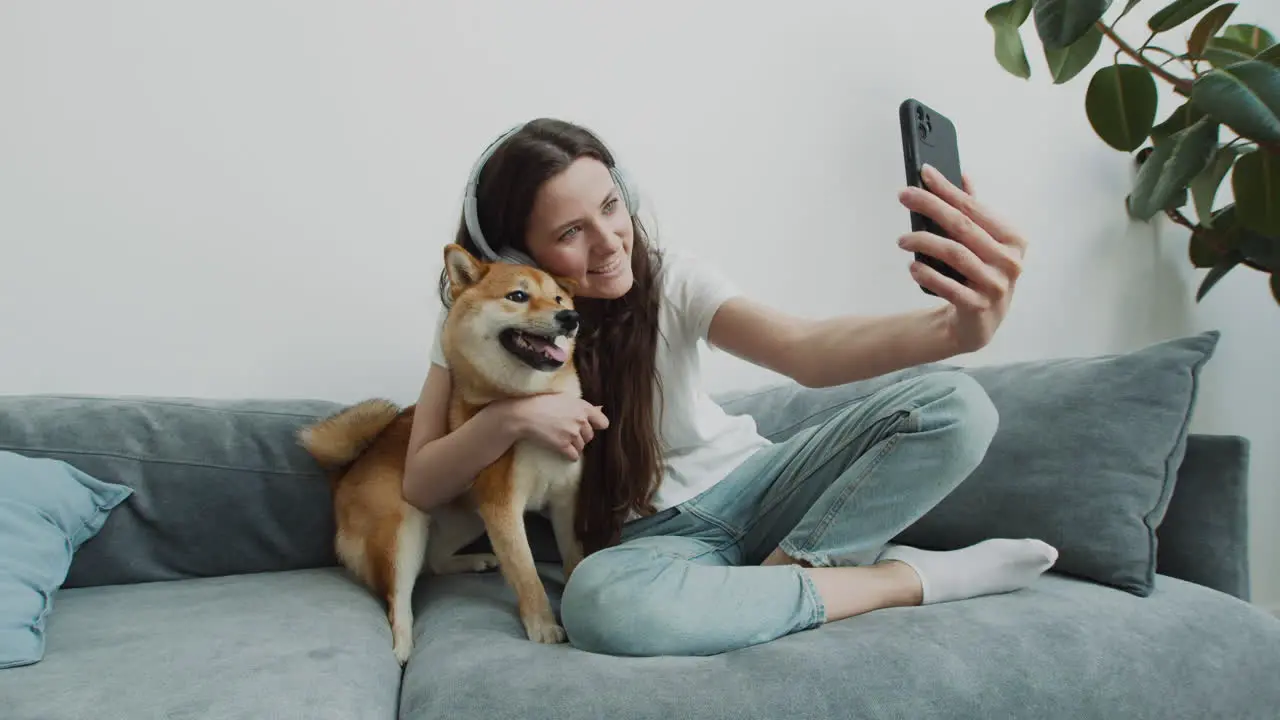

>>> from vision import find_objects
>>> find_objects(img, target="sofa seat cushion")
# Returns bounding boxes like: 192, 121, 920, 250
0, 569, 401, 720
400, 568, 1280, 720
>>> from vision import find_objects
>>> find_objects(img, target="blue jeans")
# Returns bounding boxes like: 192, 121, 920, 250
558, 371, 998, 656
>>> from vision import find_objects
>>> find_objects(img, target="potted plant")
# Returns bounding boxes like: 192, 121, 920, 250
984, 0, 1279, 304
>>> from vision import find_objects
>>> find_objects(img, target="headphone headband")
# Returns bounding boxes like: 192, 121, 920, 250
461, 121, 639, 266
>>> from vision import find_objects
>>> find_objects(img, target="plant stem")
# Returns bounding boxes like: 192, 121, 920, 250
1165, 207, 1196, 229
1142, 46, 1180, 60
1097, 21, 1195, 96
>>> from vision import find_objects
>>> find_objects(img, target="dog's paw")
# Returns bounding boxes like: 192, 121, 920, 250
523, 614, 567, 644
433, 553, 500, 575
467, 553, 500, 572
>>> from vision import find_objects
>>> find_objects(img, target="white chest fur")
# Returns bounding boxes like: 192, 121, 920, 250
511, 439, 583, 512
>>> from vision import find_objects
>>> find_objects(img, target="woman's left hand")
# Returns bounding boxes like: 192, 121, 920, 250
896, 164, 1028, 354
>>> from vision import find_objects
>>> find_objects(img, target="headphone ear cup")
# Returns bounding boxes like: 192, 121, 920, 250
611, 166, 640, 216
497, 247, 537, 266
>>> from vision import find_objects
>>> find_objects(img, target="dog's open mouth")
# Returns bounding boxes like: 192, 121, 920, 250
500, 328, 570, 370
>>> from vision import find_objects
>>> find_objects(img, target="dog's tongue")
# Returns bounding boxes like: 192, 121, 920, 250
525, 334, 567, 363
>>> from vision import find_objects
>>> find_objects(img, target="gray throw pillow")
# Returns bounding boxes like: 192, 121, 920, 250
715, 331, 1219, 596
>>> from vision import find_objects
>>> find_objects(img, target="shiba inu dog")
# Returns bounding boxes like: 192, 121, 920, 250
298, 243, 587, 663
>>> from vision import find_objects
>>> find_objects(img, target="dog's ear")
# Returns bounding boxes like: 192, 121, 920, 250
552, 274, 579, 298
444, 244, 487, 299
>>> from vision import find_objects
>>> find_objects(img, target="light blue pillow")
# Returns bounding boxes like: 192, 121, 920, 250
0, 451, 132, 668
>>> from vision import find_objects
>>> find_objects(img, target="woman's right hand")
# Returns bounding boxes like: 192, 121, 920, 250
505, 393, 609, 460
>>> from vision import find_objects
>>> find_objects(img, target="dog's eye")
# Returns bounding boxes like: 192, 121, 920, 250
555, 296, 563, 305
505, 291, 529, 303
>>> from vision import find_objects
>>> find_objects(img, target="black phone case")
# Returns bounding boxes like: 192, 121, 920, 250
899, 98, 968, 295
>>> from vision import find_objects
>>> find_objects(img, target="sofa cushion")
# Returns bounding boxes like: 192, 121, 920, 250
715, 332, 1218, 596
0, 395, 342, 588
399, 568, 1280, 720
0, 451, 132, 668
0, 568, 401, 720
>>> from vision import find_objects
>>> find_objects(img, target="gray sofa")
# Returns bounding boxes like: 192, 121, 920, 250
2, 332, 1279, 719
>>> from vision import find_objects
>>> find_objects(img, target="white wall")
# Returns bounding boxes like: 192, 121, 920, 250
2, 1, 1276, 609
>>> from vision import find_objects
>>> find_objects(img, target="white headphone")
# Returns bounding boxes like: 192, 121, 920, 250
461, 122, 640, 266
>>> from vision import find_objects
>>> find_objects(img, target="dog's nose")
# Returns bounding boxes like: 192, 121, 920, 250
555, 310, 580, 333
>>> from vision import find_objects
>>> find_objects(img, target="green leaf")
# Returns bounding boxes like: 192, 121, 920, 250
1086, 64, 1159, 151
1189, 221, 1238, 266
1239, 228, 1280, 271
1202, 29, 1280, 69
1223, 24, 1276, 53
1187, 203, 1280, 273
985, 0, 1033, 26
1188, 231, 1217, 267
1188, 223, 1234, 267
992, 27, 1033, 78
1034, 0, 1113, 50
1187, 3, 1237, 58
1259, 43, 1280, 67
1147, 0, 1219, 33
1191, 61, 1280, 145
1232, 149, 1280, 236
994, 38, 1030, 78
1117, 0, 1144, 22
1045, 24, 1104, 83
1129, 117, 1220, 220
1190, 144, 1242, 225
1150, 101, 1205, 144
987, 1, 1035, 79
1202, 37, 1261, 69
1190, 204, 1243, 265
1196, 252, 1240, 300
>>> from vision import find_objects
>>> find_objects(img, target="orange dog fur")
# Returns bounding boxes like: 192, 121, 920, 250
298, 244, 587, 663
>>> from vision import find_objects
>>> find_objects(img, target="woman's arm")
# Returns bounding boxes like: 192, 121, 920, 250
401, 363, 610, 511
401, 364, 523, 511
709, 300, 960, 388
709, 166, 1027, 388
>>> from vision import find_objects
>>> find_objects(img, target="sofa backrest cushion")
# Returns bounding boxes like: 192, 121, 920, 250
715, 331, 1221, 597
0, 396, 341, 588
0, 331, 1229, 597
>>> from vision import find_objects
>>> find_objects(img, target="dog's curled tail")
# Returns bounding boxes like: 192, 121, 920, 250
298, 398, 403, 467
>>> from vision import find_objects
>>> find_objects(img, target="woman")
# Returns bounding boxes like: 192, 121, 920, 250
404, 117, 1056, 657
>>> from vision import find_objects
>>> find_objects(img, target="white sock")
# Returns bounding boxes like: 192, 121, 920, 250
877, 538, 1058, 605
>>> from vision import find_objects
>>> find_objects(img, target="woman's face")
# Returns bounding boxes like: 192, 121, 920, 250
523, 157, 635, 300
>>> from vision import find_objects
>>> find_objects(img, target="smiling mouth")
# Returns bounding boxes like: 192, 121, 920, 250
499, 328, 570, 370
589, 255, 624, 275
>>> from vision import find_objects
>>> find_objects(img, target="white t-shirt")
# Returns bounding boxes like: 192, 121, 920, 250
427, 250, 772, 513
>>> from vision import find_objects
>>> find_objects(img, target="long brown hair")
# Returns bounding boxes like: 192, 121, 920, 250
437, 118, 664, 554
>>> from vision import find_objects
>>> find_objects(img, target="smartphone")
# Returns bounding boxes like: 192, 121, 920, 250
899, 98, 968, 295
